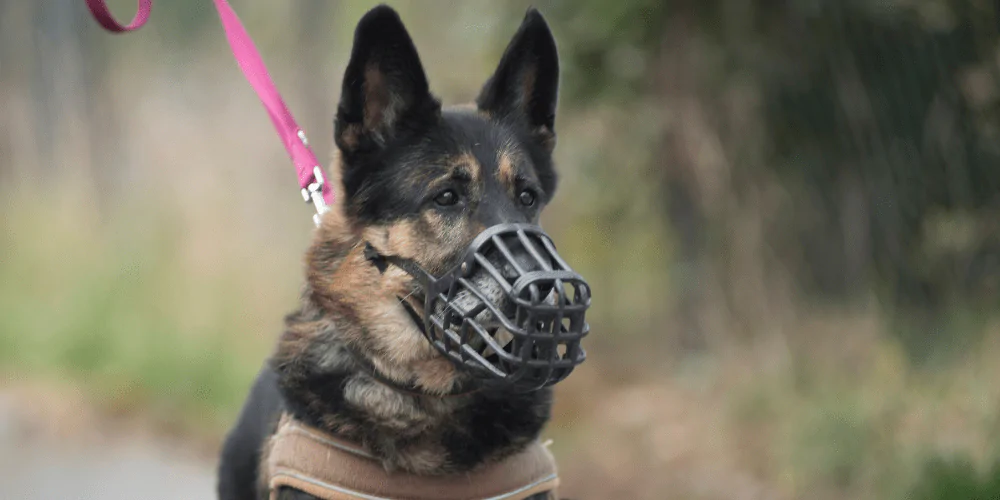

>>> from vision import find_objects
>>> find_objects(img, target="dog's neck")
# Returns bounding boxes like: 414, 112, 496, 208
269, 294, 553, 476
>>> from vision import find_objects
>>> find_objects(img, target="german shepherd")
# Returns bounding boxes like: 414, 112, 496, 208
218, 4, 567, 499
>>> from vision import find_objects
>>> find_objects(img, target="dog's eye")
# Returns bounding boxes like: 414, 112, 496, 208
518, 190, 536, 207
434, 189, 459, 207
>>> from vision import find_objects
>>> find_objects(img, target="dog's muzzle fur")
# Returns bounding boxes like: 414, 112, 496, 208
365, 223, 591, 391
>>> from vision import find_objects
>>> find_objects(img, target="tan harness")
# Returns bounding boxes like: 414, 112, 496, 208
265, 414, 560, 500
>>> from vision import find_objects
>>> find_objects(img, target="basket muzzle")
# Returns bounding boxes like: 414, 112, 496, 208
365, 223, 591, 392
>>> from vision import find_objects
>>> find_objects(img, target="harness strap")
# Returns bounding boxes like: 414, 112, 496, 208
266, 414, 560, 500
84, 0, 334, 225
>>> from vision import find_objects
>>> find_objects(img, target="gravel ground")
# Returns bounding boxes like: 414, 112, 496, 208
0, 388, 218, 500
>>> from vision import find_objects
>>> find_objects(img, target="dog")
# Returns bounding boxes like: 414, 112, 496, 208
217, 5, 574, 499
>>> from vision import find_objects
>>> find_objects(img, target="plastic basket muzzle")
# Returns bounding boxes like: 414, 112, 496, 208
414, 223, 591, 391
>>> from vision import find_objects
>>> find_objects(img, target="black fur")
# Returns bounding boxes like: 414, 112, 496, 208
347, 110, 555, 227
216, 366, 284, 500
440, 388, 554, 467
218, 5, 564, 500
477, 9, 560, 141
334, 6, 558, 225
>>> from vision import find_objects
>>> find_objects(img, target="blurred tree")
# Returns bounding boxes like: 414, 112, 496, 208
533, 0, 1000, 351
296, 0, 335, 157
763, 0, 1000, 303
31, 1, 91, 177
908, 455, 1000, 500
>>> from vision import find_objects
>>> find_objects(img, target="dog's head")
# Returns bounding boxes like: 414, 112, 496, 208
303, 5, 582, 395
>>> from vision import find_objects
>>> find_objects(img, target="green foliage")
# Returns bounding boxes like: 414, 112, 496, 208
534, 0, 669, 102
0, 204, 279, 432
782, 388, 907, 498
908, 455, 1000, 500
529, 0, 1000, 359
763, 1, 1000, 300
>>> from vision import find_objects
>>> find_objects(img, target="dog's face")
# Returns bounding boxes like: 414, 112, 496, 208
303, 5, 561, 394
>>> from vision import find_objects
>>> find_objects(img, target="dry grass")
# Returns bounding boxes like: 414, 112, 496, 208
550, 317, 1000, 500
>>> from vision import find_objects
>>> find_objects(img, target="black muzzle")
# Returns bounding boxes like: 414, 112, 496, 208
365, 223, 591, 391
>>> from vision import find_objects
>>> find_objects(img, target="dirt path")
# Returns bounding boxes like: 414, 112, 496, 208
0, 386, 218, 500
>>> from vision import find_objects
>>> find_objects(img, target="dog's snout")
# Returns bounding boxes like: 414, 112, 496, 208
515, 250, 553, 274
501, 262, 520, 280
488, 235, 555, 281
419, 223, 590, 390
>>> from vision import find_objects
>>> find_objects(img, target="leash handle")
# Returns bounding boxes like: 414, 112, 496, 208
84, 0, 334, 225
85, 0, 152, 32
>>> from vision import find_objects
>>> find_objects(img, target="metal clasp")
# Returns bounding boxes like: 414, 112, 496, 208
297, 130, 329, 227
302, 165, 330, 227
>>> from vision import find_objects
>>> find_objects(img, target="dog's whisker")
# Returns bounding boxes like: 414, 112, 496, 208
397, 288, 420, 304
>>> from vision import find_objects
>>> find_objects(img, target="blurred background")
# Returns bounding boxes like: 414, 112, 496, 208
2, 0, 1000, 499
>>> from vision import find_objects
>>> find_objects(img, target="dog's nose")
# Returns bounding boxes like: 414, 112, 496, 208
501, 262, 520, 280
493, 236, 554, 280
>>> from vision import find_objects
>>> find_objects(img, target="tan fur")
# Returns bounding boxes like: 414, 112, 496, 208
235, 8, 567, 488
424, 152, 482, 198
343, 377, 433, 428
361, 215, 478, 274
497, 150, 518, 193
520, 65, 537, 111
339, 123, 363, 152
351, 209, 490, 394
275, 315, 330, 363
304, 96, 540, 397
421, 211, 481, 258
363, 64, 391, 133
310, 219, 457, 394
296, 150, 463, 395
392, 442, 449, 472
305, 118, 528, 397
363, 220, 422, 258
450, 152, 481, 183
325, 149, 347, 214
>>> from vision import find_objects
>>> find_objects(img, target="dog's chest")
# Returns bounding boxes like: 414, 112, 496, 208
260, 413, 560, 500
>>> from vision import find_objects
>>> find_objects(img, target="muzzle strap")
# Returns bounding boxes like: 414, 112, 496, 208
363, 242, 433, 282
362, 242, 389, 274
361, 242, 432, 337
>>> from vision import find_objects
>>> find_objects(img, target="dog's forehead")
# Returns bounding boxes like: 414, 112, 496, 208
377, 109, 538, 200
436, 110, 530, 177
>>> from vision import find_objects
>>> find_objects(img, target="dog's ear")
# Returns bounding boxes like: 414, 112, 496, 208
476, 8, 559, 153
335, 5, 440, 155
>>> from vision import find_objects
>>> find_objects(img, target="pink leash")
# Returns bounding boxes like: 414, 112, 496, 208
84, 0, 333, 225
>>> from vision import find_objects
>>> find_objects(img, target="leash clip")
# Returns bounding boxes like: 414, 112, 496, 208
302, 165, 330, 227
